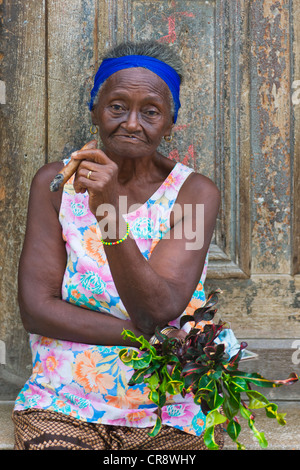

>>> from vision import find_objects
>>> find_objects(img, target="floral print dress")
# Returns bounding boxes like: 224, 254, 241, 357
14, 161, 210, 436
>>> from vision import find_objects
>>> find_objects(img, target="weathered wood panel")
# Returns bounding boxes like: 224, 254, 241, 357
292, 1, 300, 275
0, 0, 46, 393
47, 0, 97, 160
207, 274, 300, 338
128, 0, 252, 279
250, 0, 292, 275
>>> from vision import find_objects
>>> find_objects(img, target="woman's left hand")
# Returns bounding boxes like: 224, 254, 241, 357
166, 329, 187, 342
71, 144, 119, 220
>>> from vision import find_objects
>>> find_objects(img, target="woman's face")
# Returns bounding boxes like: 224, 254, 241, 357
91, 67, 174, 160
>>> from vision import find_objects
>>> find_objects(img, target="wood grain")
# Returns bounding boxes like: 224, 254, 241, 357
0, 0, 46, 389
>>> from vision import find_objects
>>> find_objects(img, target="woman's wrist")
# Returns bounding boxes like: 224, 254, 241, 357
98, 212, 129, 244
102, 222, 130, 246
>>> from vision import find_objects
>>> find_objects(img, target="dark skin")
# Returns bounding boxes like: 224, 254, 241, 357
18, 67, 220, 345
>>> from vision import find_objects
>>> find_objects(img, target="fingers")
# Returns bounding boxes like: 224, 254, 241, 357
71, 148, 110, 165
49, 140, 98, 192
74, 161, 102, 184
73, 158, 118, 196
168, 329, 187, 341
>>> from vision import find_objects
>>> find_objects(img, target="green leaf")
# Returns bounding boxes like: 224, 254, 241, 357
148, 416, 162, 437
248, 420, 268, 448
166, 379, 184, 396
223, 381, 241, 411
229, 376, 248, 393
203, 410, 227, 451
193, 389, 208, 405
133, 352, 153, 369
121, 329, 138, 342
205, 409, 227, 428
145, 362, 162, 375
118, 348, 139, 364
275, 412, 287, 426
226, 419, 242, 443
239, 404, 252, 421
203, 426, 220, 450
222, 393, 240, 421
246, 390, 270, 409
147, 372, 160, 390
246, 391, 286, 426
265, 403, 286, 425
158, 393, 166, 408
212, 388, 224, 409
232, 371, 299, 388
121, 329, 156, 354
148, 389, 160, 406
198, 374, 215, 391
240, 403, 269, 449
136, 335, 154, 351
209, 369, 223, 380
118, 349, 152, 369
129, 369, 146, 385
158, 373, 169, 395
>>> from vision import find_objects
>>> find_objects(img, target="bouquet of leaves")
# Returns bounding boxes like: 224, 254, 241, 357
119, 290, 298, 450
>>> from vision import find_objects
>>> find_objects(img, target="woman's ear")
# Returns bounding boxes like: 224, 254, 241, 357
164, 122, 174, 139
90, 109, 97, 125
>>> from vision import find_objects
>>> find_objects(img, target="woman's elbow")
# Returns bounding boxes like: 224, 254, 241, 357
131, 305, 179, 336
18, 299, 38, 334
18, 290, 43, 334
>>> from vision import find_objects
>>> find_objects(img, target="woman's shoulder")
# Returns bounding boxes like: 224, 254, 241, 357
32, 161, 64, 185
30, 161, 65, 213
177, 166, 221, 207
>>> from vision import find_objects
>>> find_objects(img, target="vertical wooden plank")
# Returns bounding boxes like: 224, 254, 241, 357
0, 0, 46, 394
237, 0, 252, 276
250, 0, 292, 274
130, 0, 216, 177
292, 0, 300, 274
47, 0, 98, 161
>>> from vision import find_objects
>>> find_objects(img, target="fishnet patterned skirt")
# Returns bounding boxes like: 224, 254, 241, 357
12, 409, 224, 450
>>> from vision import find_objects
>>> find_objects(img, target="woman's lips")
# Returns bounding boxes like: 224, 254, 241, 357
114, 134, 141, 142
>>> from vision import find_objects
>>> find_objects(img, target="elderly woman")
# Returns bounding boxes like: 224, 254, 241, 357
13, 40, 223, 450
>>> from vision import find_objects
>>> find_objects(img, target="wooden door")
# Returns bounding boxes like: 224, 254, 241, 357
1, 0, 299, 398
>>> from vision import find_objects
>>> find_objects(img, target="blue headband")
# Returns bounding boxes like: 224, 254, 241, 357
89, 55, 181, 123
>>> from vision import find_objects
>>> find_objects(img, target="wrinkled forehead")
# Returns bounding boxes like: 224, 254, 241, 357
98, 67, 172, 101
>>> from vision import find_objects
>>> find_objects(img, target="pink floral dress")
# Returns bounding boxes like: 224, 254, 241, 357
14, 161, 210, 436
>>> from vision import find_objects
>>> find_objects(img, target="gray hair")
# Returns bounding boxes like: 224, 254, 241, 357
93, 39, 184, 118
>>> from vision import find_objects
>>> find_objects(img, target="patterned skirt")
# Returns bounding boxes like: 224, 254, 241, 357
12, 409, 224, 450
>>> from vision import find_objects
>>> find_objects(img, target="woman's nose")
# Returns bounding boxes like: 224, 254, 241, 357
123, 110, 141, 132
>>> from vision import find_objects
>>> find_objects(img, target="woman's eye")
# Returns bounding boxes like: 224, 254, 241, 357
144, 109, 159, 117
111, 104, 124, 112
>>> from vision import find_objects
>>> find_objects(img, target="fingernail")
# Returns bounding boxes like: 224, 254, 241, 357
72, 151, 78, 157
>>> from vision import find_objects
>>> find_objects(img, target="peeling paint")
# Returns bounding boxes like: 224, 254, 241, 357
0, 80, 6, 104
292, 80, 300, 105
250, 0, 291, 273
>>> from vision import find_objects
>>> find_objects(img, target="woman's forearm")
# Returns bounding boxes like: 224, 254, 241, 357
20, 295, 150, 346
102, 237, 184, 334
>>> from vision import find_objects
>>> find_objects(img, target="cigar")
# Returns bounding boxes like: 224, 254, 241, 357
49, 140, 97, 192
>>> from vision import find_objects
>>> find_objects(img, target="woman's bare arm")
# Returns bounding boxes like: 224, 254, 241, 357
71, 148, 220, 334
18, 162, 149, 345
102, 172, 220, 333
